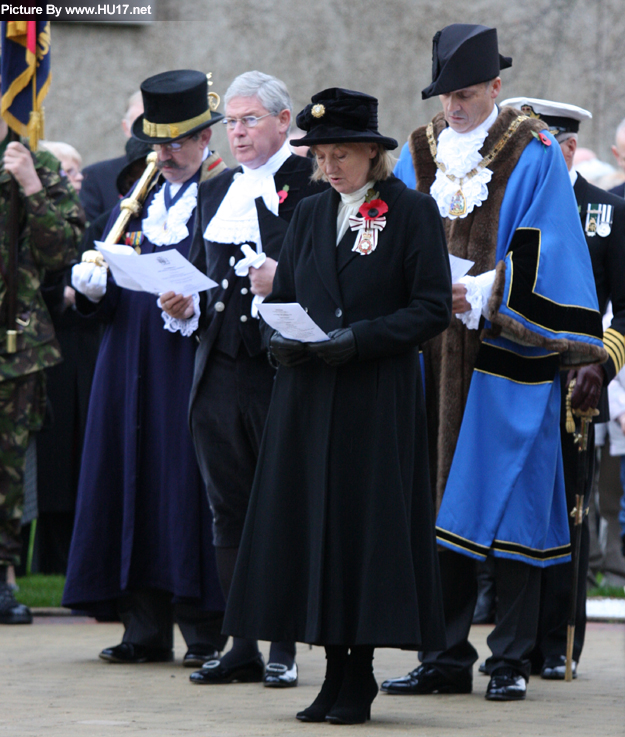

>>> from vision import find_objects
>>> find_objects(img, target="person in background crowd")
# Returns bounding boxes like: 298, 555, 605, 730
384, 23, 606, 702
62, 70, 227, 666
609, 118, 625, 197
160, 70, 325, 689
0, 107, 84, 624
79, 90, 143, 221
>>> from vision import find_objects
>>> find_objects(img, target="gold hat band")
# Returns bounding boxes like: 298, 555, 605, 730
142, 108, 214, 139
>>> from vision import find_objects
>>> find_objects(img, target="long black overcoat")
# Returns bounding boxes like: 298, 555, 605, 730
223, 176, 452, 648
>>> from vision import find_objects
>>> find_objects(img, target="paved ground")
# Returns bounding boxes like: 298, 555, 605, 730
1, 619, 623, 736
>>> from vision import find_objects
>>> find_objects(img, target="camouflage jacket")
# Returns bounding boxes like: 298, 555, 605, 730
0, 144, 85, 381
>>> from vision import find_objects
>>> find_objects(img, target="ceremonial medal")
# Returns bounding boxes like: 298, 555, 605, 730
353, 229, 376, 255
125, 231, 143, 253
449, 189, 467, 217
349, 194, 388, 256
586, 204, 613, 238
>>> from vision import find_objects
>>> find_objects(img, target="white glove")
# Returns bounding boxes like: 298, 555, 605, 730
71, 262, 108, 303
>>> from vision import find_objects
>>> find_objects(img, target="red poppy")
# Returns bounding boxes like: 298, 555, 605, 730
278, 189, 289, 204
538, 131, 552, 147
358, 199, 388, 219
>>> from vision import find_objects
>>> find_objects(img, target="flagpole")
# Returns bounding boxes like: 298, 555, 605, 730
6, 128, 20, 353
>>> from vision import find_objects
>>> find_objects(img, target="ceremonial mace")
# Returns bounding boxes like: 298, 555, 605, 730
81, 151, 159, 267
564, 379, 599, 682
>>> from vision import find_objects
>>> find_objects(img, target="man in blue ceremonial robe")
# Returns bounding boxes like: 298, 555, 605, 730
63, 71, 228, 666
383, 24, 606, 701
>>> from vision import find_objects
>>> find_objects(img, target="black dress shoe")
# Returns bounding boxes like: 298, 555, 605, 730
189, 655, 264, 684
0, 583, 32, 625
485, 667, 527, 701
99, 642, 173, 663
183, 647, 220, 668
541, 656, 577, 680
381, 664, 472, 695
263, 662, 298, 687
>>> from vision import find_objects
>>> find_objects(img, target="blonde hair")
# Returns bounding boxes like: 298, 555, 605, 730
310, 142, 395, 183
39, 140, 82, 168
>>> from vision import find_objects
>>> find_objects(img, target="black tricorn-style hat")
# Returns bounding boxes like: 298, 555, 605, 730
421, 24, 512, 100
290, 88, 398, 150
132, 69, 224, 144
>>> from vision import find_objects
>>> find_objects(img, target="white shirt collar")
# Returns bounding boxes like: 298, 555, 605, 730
569, 168, 578, 186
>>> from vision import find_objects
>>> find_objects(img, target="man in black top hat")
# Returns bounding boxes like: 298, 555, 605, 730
500, 96, 625, 679
161, 70, 326, 688
384, 24, 606, 701
63, 70, 229, 667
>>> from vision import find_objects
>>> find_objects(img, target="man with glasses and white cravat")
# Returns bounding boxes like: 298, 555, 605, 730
160, 71, 326, 689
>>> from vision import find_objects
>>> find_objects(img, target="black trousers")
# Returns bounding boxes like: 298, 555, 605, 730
191, 348, 275, 549
422, 550, 541, 680
119, 589, 227, 652
530, 420, 594, 668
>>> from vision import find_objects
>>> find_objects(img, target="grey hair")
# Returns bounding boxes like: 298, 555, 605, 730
555, 131, 578, 144
225, 71, 292, 115
616, 117, 625, 141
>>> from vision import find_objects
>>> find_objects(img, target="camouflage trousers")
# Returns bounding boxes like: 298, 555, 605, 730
0, 372, 46, 567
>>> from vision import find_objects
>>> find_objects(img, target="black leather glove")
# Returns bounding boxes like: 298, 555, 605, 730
308, 328, 357, 366
269, 332, 311, 367
567, 364, 605, 411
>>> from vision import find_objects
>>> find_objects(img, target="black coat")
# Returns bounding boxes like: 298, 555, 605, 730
79, 155, 126, 222
574, 174, 625, 419
188, 153, 324, 410
223, 176, 452, 647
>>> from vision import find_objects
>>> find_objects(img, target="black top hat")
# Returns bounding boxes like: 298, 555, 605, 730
132, 69, 224, 144
290, 88, 398, 150
421, 24, 512, 100
116, 138, 153, 195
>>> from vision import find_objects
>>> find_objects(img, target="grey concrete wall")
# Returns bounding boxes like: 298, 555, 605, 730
43, 0, 625, 169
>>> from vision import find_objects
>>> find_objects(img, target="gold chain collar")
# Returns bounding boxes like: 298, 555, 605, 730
426, 114, 529, 185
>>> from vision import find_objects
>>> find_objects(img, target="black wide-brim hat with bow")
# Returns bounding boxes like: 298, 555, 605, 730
421, 24, 512, 100
290, 88, 398, 150
132, 69, 224, 144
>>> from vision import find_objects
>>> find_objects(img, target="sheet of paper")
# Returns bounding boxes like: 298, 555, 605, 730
95, 241, 217, 295
449, 254, 474, 283
257, 302, 329, 343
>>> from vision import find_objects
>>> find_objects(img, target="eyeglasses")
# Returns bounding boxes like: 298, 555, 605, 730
222, 113, 274, 130
152, 137, 191, 153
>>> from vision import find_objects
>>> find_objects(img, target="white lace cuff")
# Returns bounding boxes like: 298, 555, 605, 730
158, 292, 200, 337
456, 270, 496, 330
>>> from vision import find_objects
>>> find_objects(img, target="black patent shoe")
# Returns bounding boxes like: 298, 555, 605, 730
0, 582, 32, 625
485, 667, 527, 701
183, 647, 220, 668
99, 642, 173, 663
381, 664, 472, 695
189, 654, 264, 684
263, 661, 298, 687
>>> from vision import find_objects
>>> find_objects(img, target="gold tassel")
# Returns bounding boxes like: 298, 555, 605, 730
28, 108, 45, 152
565, 378, 576, 434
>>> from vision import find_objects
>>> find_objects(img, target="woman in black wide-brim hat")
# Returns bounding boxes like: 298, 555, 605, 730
222, 88, 452, 724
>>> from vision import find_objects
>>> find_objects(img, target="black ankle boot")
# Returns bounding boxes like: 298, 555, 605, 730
325, 647, 378, 725
296, 646, 348, 722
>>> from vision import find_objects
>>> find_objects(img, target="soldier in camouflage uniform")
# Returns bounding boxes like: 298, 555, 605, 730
0, 117, 85, 624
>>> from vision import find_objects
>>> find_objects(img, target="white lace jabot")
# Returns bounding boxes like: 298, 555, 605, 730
203, 140, 291, 250
336, 180, 374, 244
430, 105, 498, 220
